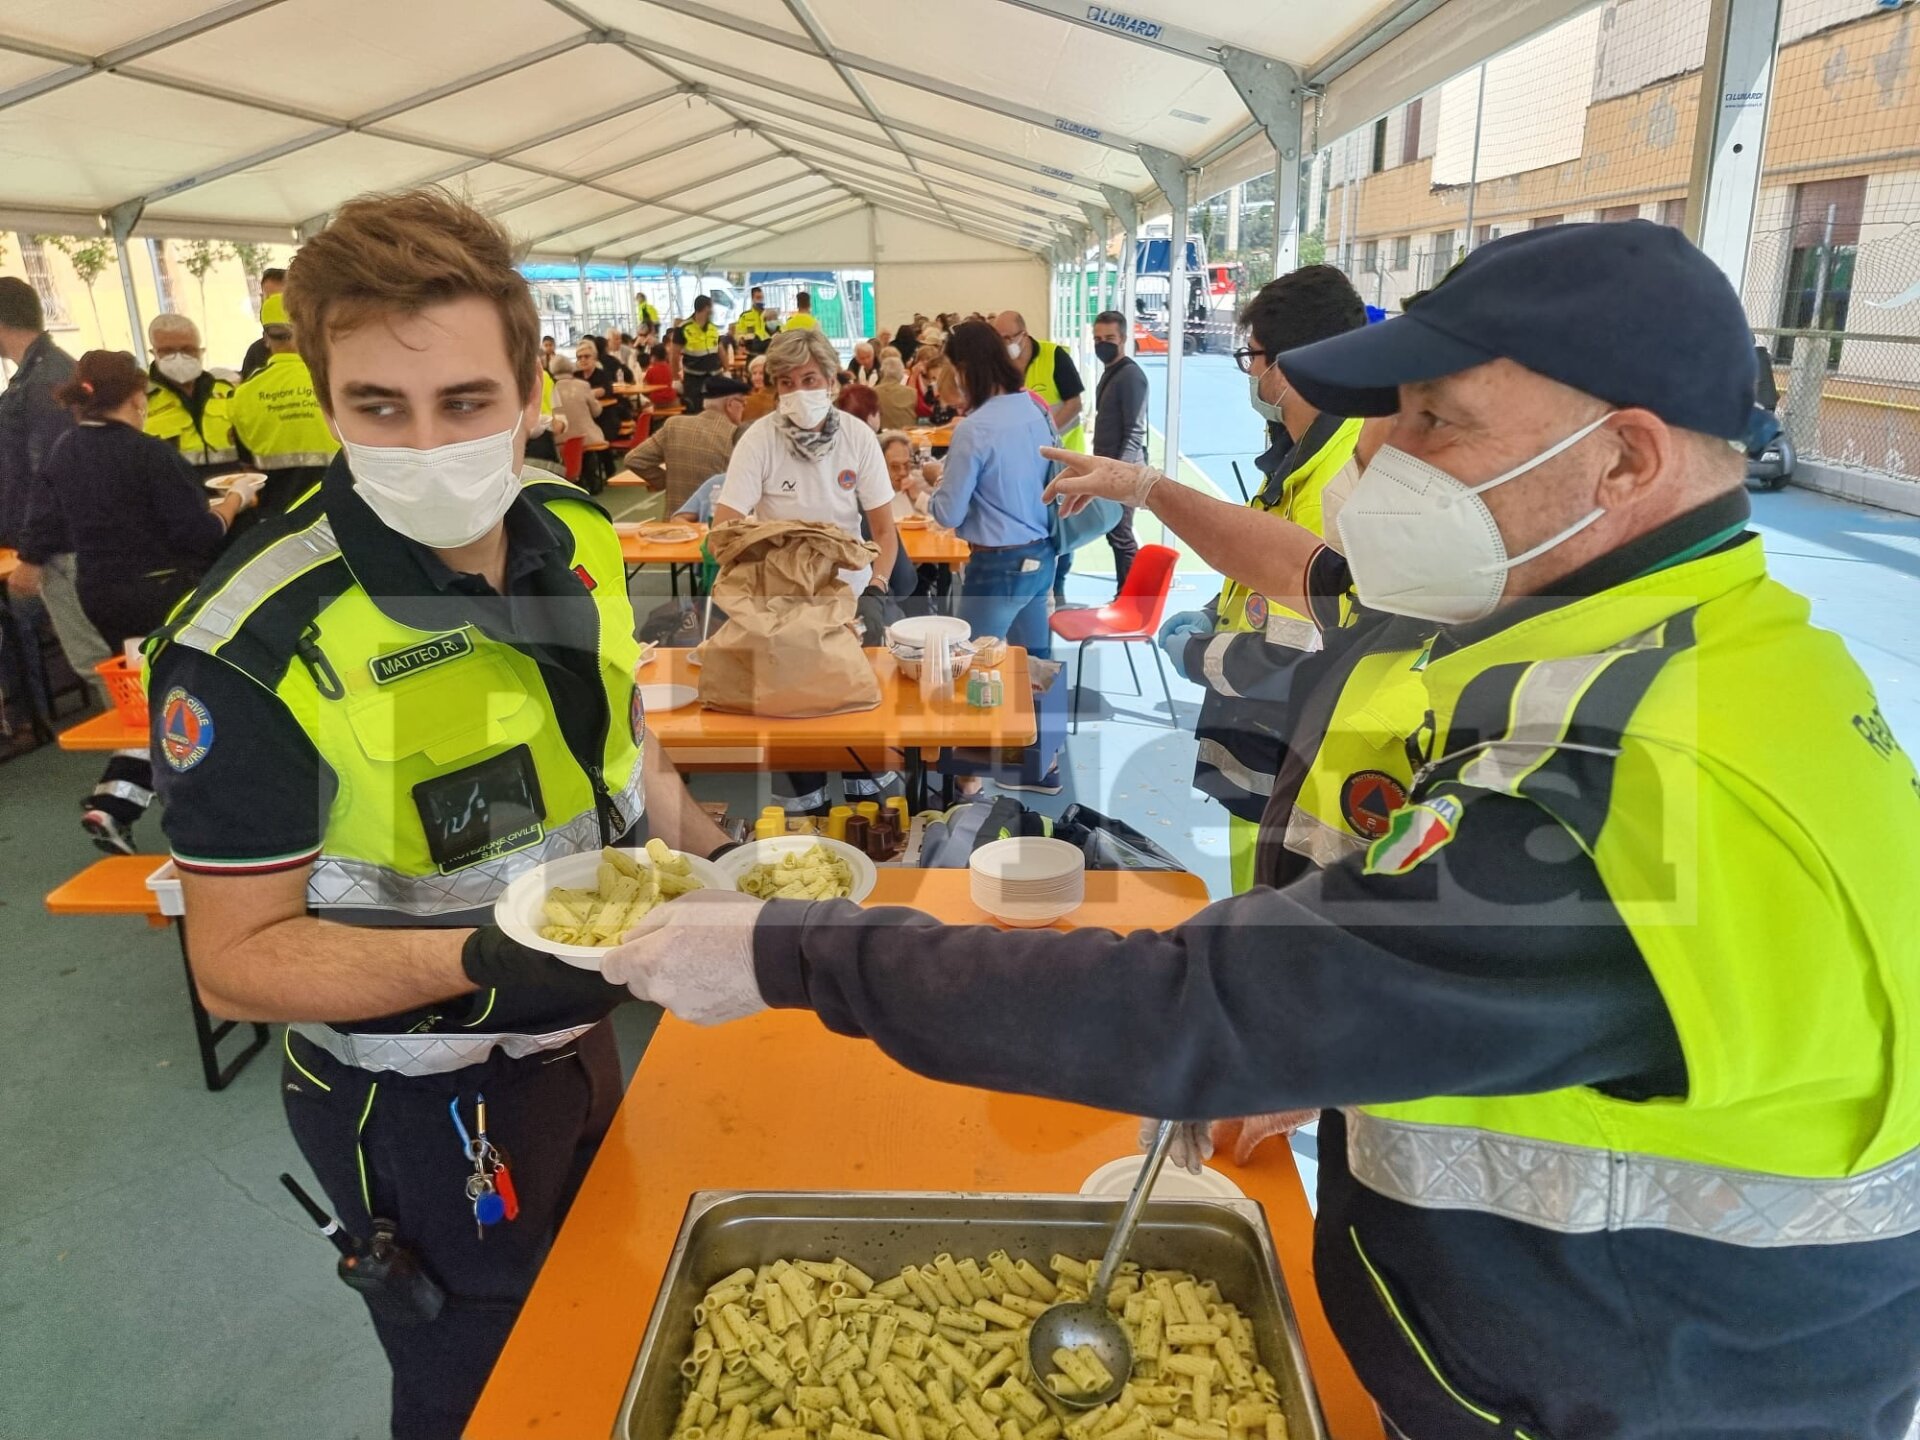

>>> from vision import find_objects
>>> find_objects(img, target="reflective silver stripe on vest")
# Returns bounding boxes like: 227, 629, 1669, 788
1263, 611, 1321, 651
1283, 804, 1364, 867
305, 762, 647, 916
172, 517, 340, 654
256, 451, 338, 469
191, 447, 240, 466
1346, 1109, 1920, 1248
1457, 649, 1617, 793
1194, 738, 1275, 798
1199, 635, 1241, 698
291, 1021, 595, 1076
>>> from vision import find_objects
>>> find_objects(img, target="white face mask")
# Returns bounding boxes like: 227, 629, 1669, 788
1007, 340, 1024, 363
1335, 411, 1616, 624
1248, 365, 1287, 424
778, 388, 833, 429
155, 353, 203, 386
1319, 457, 1363, 554
341, 415, 524, 550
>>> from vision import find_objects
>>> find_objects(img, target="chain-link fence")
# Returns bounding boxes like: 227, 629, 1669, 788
1756, 327, 1920, 481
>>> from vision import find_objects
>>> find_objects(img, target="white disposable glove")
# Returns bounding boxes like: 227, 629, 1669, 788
1141, 1117, 1214, 1175
1041, 448, 1168, 517
1211, 1111, 1319, 1166
600, 888, 769, 1024
226, 472, 267, 507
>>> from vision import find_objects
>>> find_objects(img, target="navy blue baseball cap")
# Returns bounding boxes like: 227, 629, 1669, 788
1277, 221, 1756, 439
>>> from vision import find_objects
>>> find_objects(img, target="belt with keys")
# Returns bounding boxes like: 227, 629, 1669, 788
450, 1094, 521, 1239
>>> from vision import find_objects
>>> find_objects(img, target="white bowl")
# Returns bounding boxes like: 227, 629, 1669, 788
886, 615, 971, 651
970, 835, 1084, 883
713, 835, 877, 902
1079, 1155, 1247, 1201
495, 847, 729, 967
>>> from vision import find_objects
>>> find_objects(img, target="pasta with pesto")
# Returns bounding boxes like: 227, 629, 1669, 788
667, 1254, 1290, 1440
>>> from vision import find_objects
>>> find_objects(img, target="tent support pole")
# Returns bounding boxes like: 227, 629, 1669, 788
1222, 48, 1305, 277
1102, 186, 1140, 352
107, 201, 146, 365
1139, 147, 1190, 485
574, 255, 590, 339
1686, 0, 1781, 293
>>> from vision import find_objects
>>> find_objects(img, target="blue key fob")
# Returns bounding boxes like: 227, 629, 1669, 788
475, 1190, 506, 1226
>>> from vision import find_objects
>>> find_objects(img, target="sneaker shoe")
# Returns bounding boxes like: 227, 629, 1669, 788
998, 772, 1063, 796
82, 808, 137, 855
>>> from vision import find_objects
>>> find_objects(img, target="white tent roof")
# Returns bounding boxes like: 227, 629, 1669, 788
0, 0, 1554, 263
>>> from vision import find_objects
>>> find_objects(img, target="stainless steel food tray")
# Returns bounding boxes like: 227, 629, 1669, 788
615, 1189, 1327, 1440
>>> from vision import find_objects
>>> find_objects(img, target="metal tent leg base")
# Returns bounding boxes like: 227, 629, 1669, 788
173, 923, 269, 1092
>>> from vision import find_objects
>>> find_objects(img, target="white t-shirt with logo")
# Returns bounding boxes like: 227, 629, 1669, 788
719, 414, 894, 591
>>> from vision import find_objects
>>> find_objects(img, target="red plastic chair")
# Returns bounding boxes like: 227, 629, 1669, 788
1048, 543, 1179, 732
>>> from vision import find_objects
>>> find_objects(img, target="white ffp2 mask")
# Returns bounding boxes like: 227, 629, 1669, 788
778, 389, 833, 428
155, 353, 203, 386
1318, 457, 1363, 553
1249, 367, 1287, 425
341, 416, 524, 549
1335, 412, 1616, 624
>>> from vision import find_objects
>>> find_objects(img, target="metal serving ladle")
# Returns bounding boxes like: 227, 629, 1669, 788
1026, 1119, 1177, 1411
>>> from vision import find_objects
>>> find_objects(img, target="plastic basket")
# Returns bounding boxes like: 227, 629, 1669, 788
94, 656, 147, 728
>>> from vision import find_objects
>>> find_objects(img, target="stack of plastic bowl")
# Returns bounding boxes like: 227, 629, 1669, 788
968, 836, 1086, 927
886, 615, 973, 683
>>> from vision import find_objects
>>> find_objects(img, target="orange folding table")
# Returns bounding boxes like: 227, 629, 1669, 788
469, 867, 1382, 1440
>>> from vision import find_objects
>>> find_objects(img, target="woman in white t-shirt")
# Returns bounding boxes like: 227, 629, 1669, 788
715, 328, 899, 594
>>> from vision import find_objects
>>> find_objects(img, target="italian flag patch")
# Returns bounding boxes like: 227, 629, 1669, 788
1364, 795, 1464, 877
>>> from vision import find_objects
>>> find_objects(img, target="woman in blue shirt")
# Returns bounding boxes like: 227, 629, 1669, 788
929, 322, 1059, 661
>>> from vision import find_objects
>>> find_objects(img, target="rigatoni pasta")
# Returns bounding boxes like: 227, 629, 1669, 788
669, 1254, 1289, 1440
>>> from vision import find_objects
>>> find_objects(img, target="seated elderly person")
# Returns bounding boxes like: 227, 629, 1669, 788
847, 341, 880, 387
874, 354, 919, 431
741, 354, 776, 423
624, 374, 749, 515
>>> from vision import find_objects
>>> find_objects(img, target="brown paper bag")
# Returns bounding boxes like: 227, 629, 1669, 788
698, 519, 882, 717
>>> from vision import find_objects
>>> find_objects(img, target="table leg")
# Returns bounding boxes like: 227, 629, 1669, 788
173, 921, 269, 1092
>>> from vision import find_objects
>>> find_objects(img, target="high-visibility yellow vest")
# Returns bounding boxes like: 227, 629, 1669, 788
737, 307, 770, 343
635, 299, 660, 329
1350, 535, 1920, 1246
683, 319, 720, 356
146, 375, 238, 469
1023, 339, 1084, 453
784, 312, 819, 331
229, 352, 339, 471
147, 477, 643, 918
1268, 636, 1431, 873
1217, 415, 1360, 633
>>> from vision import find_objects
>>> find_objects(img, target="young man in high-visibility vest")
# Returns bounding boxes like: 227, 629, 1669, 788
600, 222, 1920, 1440
1158, 267, 1368, 892
993, 308, 1087, 602
736, 284, 771, 355
147, 188, 731, 1440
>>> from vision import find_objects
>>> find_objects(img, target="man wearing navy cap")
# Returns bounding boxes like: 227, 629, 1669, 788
600, 224, 1920, 1438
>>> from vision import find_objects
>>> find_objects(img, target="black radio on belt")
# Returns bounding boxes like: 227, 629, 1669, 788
279, 1173, 445, 1324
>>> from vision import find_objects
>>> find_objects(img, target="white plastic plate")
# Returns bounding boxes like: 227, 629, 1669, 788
712, 835, 877, 903
1079, 1154, 1247, 1200
495, 847, 728, 967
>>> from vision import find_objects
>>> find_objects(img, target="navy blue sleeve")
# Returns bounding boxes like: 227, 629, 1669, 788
754, 789, 1684, 1119
149, 644, 335, 874
146, 438, 228, 566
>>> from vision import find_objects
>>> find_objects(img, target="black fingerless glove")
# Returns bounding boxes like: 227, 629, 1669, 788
461, 925, 628, 1008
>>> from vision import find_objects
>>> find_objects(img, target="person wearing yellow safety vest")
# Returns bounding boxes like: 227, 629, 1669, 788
145, 313, 239, 479
1153, 268, 1368, 893
633, 290, 660, 339
228, 292, 339, 516
737, 284, 772, 355
783, 290, 819, 330
679, 292, 723, 416
992, 308, 1087, 602
599, 223, 1920, 1440
145, 190, 732, 1440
